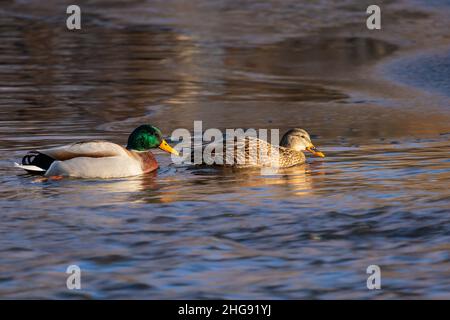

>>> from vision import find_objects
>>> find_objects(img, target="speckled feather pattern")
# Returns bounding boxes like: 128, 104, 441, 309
195, 136, 305, 168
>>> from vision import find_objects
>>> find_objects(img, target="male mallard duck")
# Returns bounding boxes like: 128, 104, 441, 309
14, 125, 178, 179
193, 128, 324, 168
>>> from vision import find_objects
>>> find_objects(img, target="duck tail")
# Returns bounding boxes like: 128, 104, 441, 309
14, 162, 46, 173
15, 151, 55, 174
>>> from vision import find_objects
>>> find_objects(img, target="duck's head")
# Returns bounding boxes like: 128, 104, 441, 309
280, 128, 325, 157
127, 125, 179, 156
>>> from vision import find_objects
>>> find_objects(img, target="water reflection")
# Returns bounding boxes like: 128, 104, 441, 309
225, 37, 398, 78
1, 0, 450, 299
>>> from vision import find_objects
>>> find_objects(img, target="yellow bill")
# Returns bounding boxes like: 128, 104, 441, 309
306, 144, 325, 158
159, 139, 179, 156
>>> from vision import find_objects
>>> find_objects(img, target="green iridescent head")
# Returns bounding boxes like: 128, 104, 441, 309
127, 125, 178, 155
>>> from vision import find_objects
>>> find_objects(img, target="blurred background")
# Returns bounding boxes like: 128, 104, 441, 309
0, 0, 449, 299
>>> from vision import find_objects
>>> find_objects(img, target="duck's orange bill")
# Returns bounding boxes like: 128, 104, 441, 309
306, 145, 325, 158
159, 139, 179, 156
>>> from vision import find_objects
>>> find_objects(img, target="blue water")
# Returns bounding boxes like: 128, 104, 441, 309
386, 51, 450, 97
1, 0, 450, 299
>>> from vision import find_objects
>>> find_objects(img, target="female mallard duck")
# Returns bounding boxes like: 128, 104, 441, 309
194, 128, 324, 168
14, 125, 178, 179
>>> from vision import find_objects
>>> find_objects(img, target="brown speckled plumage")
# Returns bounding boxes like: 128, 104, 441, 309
191, 129, 316, 168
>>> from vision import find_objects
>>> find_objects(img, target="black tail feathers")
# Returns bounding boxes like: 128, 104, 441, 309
22, 151, 55, 171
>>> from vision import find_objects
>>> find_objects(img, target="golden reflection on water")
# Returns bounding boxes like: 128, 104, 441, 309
1, 0, 450, 299
59, 161, 316, 205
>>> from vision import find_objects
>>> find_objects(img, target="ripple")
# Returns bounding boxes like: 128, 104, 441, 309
1, 0, 450, 299
384, 49, 450, 98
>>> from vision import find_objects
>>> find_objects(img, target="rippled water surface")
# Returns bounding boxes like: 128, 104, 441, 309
1, 0, 450, 299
